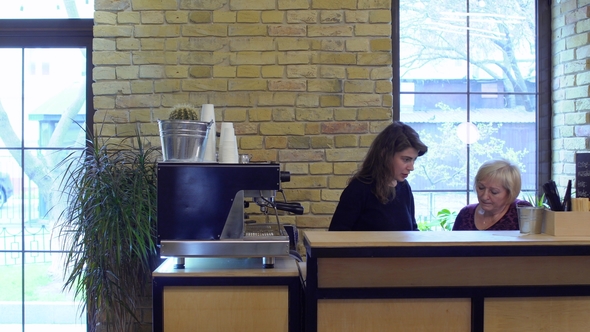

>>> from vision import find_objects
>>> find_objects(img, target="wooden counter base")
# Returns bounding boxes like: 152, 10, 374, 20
318, 256, 590, 288
304, 231, 590, 332
152, 257, 301, 332
319, 298, 471, 332
485, 297, 590, 332
314, 297, 590, 332
164, 285, 288, 331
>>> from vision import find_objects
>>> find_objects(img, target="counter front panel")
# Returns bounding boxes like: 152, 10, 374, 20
304, 231, 590, 332
152, 257, 301, 332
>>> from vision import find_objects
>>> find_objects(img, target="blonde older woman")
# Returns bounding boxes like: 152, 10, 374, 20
452, 159, 531, 231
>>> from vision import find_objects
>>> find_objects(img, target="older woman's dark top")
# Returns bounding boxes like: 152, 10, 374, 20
452, 199, 532, 231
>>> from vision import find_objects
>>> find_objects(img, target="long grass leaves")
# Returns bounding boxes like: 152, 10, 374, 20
57, 124, 160, 332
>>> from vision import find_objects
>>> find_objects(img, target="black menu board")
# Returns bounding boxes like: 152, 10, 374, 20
575, 152, 590, 198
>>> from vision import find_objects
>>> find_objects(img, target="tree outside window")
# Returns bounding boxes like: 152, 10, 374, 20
398, 0, 537, 230
0, 1, 93, 330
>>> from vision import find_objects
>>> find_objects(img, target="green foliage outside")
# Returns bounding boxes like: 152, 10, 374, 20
418, 208, 458, 231
0, 263, 70, 302
413, 103, 530, 191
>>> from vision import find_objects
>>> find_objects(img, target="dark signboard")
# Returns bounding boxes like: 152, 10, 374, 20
575, 152, 590, 198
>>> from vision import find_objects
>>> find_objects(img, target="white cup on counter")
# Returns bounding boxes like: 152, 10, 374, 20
200, 104, 216, 162
218, 122, 238, 163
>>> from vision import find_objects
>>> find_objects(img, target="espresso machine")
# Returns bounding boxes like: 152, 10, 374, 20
157, 162, 303, 268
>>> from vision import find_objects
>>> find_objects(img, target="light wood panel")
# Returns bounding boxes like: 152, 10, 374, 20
317, 256, 590, 288
163, 286, 289, 332
317, 298, 470, 332
545, 211, 590, 236
485, 297, 590, 332
304, 230, 590, 248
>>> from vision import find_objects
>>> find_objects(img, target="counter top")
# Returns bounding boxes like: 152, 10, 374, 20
304, 230, 590, 248
153, 257, 299, 278
303, 230, 590, 258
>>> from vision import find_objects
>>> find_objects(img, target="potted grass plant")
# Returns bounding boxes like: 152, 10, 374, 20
518, 193, 547, 234
57, 123, 160, 332
523, 193, 548, 208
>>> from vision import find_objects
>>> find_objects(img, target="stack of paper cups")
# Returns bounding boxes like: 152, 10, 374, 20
200, 104, 217, 162
201, 104, 217, 162
218, 122, 239, 163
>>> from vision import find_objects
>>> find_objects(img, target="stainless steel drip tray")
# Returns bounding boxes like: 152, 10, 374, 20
160, 224, 290, 258
244, 223, 286, 238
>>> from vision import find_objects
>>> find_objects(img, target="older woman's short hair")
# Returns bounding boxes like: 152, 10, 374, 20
474, 159, 522, 202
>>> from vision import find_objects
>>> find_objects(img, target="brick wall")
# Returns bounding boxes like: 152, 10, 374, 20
93, 1, 392, 329
93, 0, 393, 240
552, 0, 590, 186
88, 0, 590, 329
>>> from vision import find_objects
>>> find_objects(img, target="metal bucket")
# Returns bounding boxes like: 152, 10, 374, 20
517, 206, 545, 234
158, 120, 212, 162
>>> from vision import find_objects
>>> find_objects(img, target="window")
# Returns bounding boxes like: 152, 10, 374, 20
0, 18, 93, 331
395, 0, 551, 229
0, 1, 93, 19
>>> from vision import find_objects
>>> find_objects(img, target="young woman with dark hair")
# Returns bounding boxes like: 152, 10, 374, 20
329, 121, 428, 231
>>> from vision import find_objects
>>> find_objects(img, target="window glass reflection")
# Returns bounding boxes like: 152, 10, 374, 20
0, 1, 93, 19
399, 0, 537, 225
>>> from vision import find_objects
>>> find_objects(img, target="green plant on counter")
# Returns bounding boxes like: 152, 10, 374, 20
523, 193, 548, 208
417, 208, 457, 231
168, 104, 199, 120
57, 123, 160, 332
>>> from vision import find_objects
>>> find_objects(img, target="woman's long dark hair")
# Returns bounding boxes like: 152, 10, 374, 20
353, 121, 428, 204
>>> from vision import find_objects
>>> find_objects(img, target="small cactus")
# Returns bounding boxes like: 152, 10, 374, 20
169, 104, 199, 120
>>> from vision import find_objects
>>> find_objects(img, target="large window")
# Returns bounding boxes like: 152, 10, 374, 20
0, 16, 93, 332
396, 0, 550, 229
0, 1, 93, 19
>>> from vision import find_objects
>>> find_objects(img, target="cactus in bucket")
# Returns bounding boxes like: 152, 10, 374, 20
160, 104, 210, 162
169, 104, 199, 120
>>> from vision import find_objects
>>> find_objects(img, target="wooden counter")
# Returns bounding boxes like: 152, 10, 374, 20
152, 257, 301, 332
304, 231, 590, 332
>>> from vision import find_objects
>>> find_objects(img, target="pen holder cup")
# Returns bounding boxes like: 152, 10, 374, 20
544, 211, 590, 236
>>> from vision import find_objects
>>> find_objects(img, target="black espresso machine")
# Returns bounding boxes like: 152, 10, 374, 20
157, 162, 303, 268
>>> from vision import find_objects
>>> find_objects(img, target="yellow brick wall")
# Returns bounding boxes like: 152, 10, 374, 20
93, 0, 393, 235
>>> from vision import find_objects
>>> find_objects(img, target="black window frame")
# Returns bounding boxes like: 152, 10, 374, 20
0, 18, 93, 330
0, 19, 94, 128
